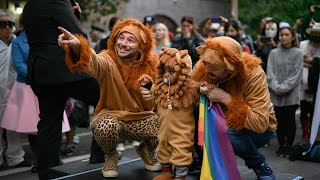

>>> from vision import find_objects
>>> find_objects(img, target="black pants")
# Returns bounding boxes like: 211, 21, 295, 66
274, 105, 299, 148
31, 78, 103, 180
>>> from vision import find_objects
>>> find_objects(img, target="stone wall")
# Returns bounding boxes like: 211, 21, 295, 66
123, 0, 231, 32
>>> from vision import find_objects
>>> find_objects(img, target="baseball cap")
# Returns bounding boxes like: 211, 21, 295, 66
143, 15, 157, 25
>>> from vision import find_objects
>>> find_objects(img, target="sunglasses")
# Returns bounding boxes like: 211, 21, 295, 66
0, 21, 15, 28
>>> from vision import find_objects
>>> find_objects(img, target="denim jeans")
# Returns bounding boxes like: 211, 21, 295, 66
227, 128, 276, 169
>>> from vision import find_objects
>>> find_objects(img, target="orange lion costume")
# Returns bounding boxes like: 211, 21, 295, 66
64, 18, 161, 178
140, 47, 199, 180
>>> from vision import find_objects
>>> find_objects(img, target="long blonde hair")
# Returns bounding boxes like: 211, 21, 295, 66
155, 23, 170, 47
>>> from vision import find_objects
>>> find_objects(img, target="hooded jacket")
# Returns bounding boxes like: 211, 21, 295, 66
65, 18, 158, 124
192, 36, 277, 133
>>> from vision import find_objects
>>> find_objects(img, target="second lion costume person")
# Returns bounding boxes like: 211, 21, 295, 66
139, 47, 199, 180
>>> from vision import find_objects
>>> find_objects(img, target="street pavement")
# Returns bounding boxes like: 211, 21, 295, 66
0, 115, 320, 180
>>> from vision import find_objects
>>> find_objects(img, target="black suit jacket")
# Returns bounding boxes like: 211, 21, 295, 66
23, 0, 90, 86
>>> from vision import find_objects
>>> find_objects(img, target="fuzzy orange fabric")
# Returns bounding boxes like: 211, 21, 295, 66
64, 18, 159, 122
153, 173, 175, 180
153, 48, 199, 109
192, 37, 263, 131
65, 34, 92, 73
225, 97, 248, 130
103, 18, 158, 91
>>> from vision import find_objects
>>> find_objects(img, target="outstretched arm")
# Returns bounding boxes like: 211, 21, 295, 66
58, 26, 81, 59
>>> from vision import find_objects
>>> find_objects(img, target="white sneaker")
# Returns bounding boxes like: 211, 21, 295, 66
73, 135, 80, 144
116, 143, 125, 152
102, 151, 119, 177
132, 141, 141, 147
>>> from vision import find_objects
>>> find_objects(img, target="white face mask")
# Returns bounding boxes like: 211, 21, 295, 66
265, 22, 277, 38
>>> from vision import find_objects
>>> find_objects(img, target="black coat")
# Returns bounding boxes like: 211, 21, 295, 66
23, 0, 90, 86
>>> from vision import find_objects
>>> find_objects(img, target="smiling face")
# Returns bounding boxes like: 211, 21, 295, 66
115, 32, 140, 60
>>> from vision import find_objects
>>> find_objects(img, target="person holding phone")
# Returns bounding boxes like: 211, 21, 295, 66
256, 19, 280, 72
224, 20, 251, 53
57, 18, 162, 178
171, 16, 204, 67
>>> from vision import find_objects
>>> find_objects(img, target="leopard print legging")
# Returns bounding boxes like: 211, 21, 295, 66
90, 114, 159, 155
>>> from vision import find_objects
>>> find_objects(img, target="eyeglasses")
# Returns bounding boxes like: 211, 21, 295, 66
0, 21, 15, 28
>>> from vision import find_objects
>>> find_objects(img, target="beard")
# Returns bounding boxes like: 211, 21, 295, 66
116, 45, 139, 60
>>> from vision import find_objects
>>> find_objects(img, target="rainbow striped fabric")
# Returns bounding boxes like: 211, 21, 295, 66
198, 94, 241, 180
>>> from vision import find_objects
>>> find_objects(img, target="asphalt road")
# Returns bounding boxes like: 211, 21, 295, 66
1, 114, 320, 180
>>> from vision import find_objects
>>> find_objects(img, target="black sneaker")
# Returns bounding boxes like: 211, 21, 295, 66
64, 144, 76, 156
275, 147, 285, 157
253, 163, 276, 180
89, 155, 105, 164
188, 156, 201, 174
282, 147, 291, 158
13, 160, 32, 168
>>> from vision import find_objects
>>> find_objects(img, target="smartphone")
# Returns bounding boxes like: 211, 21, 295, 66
143, 81, 153, 90
211, 17, 222, 23
260, 36, 272, 43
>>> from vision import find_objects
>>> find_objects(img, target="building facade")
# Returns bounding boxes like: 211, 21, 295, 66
123, 0, 232, 33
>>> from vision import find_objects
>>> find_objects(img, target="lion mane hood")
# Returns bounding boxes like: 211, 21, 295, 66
192, 36, 261, 84
106, 18, 156, 63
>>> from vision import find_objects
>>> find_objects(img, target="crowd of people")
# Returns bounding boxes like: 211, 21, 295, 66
0, 1, 320, 180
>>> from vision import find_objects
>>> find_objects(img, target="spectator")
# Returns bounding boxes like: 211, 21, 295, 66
0, 9, 31, 169
99, 16, 122, 52
154, 22, 171, 52
224, 20, 251, 53
255, 19, 280, 72
267, 26, 303, 158
143, 15, 157, 31
299, 23, 320, 141
171, 16, 204, 67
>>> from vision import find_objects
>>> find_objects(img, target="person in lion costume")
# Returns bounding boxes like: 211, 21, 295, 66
139, 47, 199, 180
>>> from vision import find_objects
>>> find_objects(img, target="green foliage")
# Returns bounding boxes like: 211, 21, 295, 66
239, 0, 320, 38
77, 0, 126, 22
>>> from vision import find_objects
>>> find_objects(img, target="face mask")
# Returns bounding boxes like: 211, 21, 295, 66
228, 35, 241, 43
265, 22, 277, 38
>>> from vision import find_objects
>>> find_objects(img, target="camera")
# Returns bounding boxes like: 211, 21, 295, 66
260, 36, 272, 43
211, 17, 222, 23
314, 5, 320, 11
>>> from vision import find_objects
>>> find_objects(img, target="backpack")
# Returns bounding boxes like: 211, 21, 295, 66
289, 141, 320, 163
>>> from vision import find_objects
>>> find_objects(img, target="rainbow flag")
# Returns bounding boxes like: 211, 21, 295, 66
198, 94, 241, 180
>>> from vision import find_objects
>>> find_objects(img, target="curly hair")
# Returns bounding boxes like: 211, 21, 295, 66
153, 48, 199, 109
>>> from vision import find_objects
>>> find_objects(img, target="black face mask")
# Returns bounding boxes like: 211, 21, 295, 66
228, 35, 241, 44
